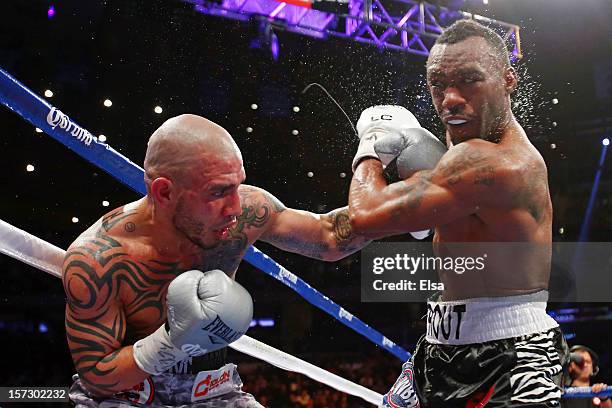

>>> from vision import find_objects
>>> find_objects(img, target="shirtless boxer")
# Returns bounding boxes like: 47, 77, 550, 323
349, 20, 568, 407
63, 114, 370, 407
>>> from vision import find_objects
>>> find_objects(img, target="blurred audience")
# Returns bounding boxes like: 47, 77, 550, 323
563, 345, 611, 408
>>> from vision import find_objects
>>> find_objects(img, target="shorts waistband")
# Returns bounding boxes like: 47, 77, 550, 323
425, 291, 559, 345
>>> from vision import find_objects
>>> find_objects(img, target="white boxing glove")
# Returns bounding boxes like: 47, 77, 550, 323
352, 105, 421, 172
133, 270, 253, 375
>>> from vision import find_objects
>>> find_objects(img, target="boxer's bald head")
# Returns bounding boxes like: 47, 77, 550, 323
143, 114, 245, 249
144, 114, 242, 190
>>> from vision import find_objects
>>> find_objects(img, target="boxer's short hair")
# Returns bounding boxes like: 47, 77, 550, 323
434, 20, 511, 70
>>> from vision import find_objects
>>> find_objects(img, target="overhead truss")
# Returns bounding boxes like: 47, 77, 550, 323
185, 0, 522, 58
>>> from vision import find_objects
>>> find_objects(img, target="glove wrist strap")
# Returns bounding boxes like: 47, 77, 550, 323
133, 325, 189, 375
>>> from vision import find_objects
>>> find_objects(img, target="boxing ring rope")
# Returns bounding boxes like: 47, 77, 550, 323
564, 387, 612, 399
2, 68, 611, 404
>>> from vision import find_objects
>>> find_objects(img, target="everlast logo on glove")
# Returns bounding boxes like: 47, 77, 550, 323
190, 364, 236, 402
202, 316, 244, 343
426, 303, 466, 342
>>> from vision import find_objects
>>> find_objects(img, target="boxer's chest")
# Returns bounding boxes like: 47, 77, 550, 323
120, 236, 254, 339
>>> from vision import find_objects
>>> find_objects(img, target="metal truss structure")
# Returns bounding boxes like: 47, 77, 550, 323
185, 0, 522, 59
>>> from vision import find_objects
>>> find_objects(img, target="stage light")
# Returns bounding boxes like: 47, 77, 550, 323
603, 138, 610, 146
103, 99, 113, 107
293, 106, 300, 112
292, 129, 299, 135
44, 89, 53, 98
246, 127, 253, 133
258, 318, 275, 327
270, 31, 280, 61
98, 135, 107, 142
154, 106, 163, 114
251, 103, 258, 110
552, 98, 558, 105
550, 143, 556, 149
26, 164, 35, 172
35, 128, 42, 133
340, 172, 346, 178
102, 200, 110, 207
250, 20, 281, 61
72, 217, 79, 223
47, 5, 55, 19
307, 171, 314, 178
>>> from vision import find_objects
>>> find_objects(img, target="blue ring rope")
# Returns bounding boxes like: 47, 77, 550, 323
0, 67, 410, 362
564, 386, 612, 399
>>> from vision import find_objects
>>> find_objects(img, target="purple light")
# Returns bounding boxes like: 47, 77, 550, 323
258, 318, 275, 327
39, 322, 49, 333
270, 32, 279, 61
47, 5, 55, 19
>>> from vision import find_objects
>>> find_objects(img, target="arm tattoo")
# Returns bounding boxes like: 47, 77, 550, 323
264, 207, 368, 259
326, 208, 364, 253
438, 149, 492, 186
261, 234, 330, 260
392, 171, 433, 215
197, 186, 286, 273
330, 209, 352, 241
474, 165, 495, 185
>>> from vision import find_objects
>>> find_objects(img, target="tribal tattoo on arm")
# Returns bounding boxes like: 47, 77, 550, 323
195, 185, 286, 275
63, 210, 180, 396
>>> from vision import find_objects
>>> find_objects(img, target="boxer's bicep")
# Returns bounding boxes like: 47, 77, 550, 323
382, 147, 515, 229
350, 170, 466, 234
350, 146, 514, 235
62, 247, 140, 396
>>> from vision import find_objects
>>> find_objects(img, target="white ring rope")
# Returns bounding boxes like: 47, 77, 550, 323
0, 218, 383, 405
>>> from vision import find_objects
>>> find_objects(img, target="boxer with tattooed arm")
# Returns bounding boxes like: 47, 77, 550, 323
63, 114, 369, 408
349, 20, 568, 408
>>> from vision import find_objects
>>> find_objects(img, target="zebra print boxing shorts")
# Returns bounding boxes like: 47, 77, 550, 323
382, 292, 569, 407
412, 327, 568, 407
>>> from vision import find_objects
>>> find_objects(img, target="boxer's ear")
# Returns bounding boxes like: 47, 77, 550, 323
150, 177, 174, 208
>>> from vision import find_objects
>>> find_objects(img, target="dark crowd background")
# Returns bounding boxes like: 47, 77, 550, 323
1, 0, 612, 407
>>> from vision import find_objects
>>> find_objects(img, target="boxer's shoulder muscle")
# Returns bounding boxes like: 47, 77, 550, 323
435, 140, 519, 196
63, 207, 180, 325
438, 139, 549, 224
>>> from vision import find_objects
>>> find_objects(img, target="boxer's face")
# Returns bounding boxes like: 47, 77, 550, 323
172, 151, 244, 249
427, 36, 515, 144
